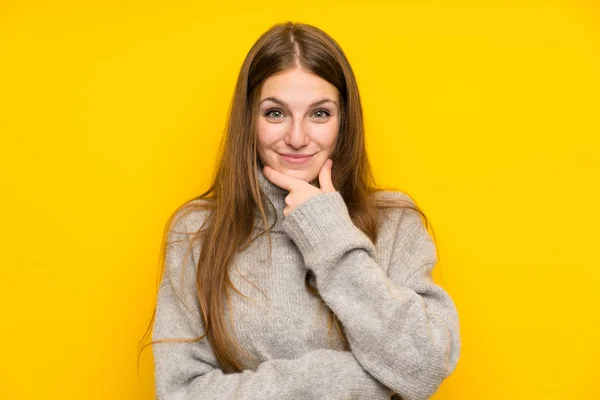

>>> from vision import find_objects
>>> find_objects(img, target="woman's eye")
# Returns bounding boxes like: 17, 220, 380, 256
313, 109, 331, 119
265, 109, 284, 119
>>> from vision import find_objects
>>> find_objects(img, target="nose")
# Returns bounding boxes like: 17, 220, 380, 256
284, 120, 309, 149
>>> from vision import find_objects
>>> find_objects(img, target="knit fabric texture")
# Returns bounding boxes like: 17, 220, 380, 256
152, 167, 461, 400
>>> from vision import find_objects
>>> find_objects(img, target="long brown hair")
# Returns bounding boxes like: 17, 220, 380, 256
138, 21, 436, 377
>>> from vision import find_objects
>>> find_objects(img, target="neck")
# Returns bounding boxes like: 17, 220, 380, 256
254, 166, 319, 232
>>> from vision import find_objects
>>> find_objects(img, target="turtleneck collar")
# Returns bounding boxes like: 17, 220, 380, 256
254, 164, 320, 232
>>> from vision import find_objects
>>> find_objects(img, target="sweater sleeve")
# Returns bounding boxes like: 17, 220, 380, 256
281, 191, 461, 400
151, 206, 395, 400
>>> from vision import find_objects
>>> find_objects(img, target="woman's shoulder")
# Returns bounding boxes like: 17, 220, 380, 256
371, 188, 428, 232
168, 197, 214, 238
372, 189, 416, 204
371, 188, 436, 259
371, 189, 419, 218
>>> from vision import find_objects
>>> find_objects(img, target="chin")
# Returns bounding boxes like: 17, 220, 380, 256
281, 168, 313, 182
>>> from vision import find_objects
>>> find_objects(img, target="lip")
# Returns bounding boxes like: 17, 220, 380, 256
278, 152, 315, 164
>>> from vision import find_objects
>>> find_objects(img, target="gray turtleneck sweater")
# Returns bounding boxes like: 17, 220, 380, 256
152, 167, 461, 400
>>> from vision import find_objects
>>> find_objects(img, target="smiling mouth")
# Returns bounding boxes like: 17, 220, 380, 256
277, 152, 315, 164
278, 153, 314, 158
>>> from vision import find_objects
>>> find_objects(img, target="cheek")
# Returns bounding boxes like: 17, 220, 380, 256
257, 119, 286, 146
310, 122, 339, 149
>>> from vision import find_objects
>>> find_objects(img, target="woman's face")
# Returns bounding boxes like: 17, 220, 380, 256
256, 66, 340, 185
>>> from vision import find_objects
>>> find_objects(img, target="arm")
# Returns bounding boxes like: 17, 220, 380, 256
151, 206, 394, 400
281, 191, 461, 400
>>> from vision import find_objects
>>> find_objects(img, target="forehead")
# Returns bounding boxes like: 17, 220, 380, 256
260, 68, 338, 101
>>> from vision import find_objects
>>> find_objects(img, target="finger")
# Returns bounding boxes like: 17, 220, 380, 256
263, 165, 301, 191
318, 159, 336, 192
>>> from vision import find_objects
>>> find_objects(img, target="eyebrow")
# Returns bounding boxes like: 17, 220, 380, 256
259, 97, 338, 108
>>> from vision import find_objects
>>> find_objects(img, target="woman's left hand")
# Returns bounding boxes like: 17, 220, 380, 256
263, 159, 336, 217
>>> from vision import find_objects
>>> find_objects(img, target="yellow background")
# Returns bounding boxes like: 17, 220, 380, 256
1, 1, 598, 399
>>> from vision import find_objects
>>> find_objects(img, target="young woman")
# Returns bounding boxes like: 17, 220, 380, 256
144, 21, 461, 399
